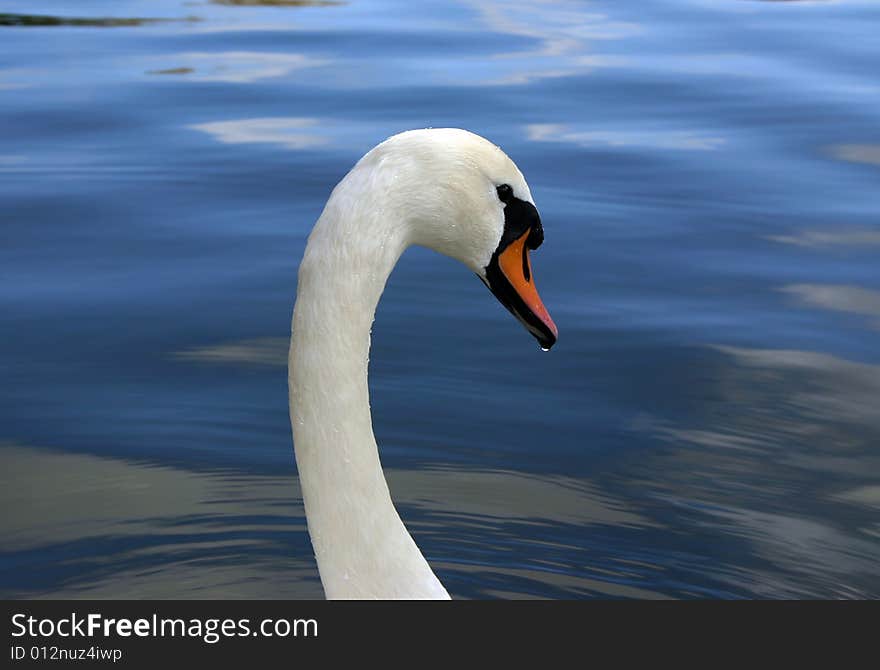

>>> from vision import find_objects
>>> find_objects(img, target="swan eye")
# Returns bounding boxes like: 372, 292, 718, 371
496, 184, 514, 203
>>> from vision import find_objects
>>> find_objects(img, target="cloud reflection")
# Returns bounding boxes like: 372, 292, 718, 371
189, 117, 328, 149
712, 345, 880, 426
175, 337, 288, 366
833, 485, 880, 510
179, 1, 635, 87
211, 0, 342, 5
781, 283, 880, 329
0, 67, 42, 90
149, 52, 327, 83
1, 443, 655, 598
0, 443, 320, 598
527, 123, 725, 151
464, 0, 637, 85
830, 144, 880, 167
623, 344, 880, 597
767, 229, 880, 248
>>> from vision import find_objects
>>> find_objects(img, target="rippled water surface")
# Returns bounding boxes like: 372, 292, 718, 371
2, 0, 879, 599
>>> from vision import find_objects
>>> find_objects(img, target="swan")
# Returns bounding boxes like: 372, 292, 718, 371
288, 128, 558, 599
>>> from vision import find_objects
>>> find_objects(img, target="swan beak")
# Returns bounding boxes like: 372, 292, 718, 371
484, 230, 558, 349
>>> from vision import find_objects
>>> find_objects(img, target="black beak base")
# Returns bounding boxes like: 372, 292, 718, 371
482, 260, 557, 350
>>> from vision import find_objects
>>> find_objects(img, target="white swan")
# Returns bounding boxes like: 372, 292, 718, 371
288, 128, 558, 599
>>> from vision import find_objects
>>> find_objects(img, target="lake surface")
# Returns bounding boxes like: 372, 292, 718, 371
2, 0, 879, 599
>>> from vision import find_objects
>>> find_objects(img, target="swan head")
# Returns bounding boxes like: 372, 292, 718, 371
367, 128, 558, 349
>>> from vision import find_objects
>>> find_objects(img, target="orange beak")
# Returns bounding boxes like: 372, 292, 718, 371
485, 229, 558, 349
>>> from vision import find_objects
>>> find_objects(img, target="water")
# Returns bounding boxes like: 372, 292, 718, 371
2, 0, 879, 599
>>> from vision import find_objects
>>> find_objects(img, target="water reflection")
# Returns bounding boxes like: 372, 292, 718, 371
0, 13, 194, 27
527, 123, 725, 151
175, 337, 289, 366
767, 229, 880, 248
148, 67, 195, 76
175, 0, 637, 88
833, 486, 880, 510
210, 1, 343, 6
1, 443, 659, 598
189, 117, 328, 149
0, 443, 320, 598
781, 284, 880, 328
3, 0, 880, 600
464, 0, 637, 85
621, 344, 880, 597
830, 144, 880, 167
148, 52, 327, 83
713, 346, 880, 428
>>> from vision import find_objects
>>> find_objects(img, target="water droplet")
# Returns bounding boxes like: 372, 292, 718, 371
540, 346, 550, 352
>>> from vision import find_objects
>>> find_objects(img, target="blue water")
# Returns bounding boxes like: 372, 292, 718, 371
2, 0, 879, 599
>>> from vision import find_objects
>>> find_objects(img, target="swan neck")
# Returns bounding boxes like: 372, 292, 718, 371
288, 176, 449, 599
